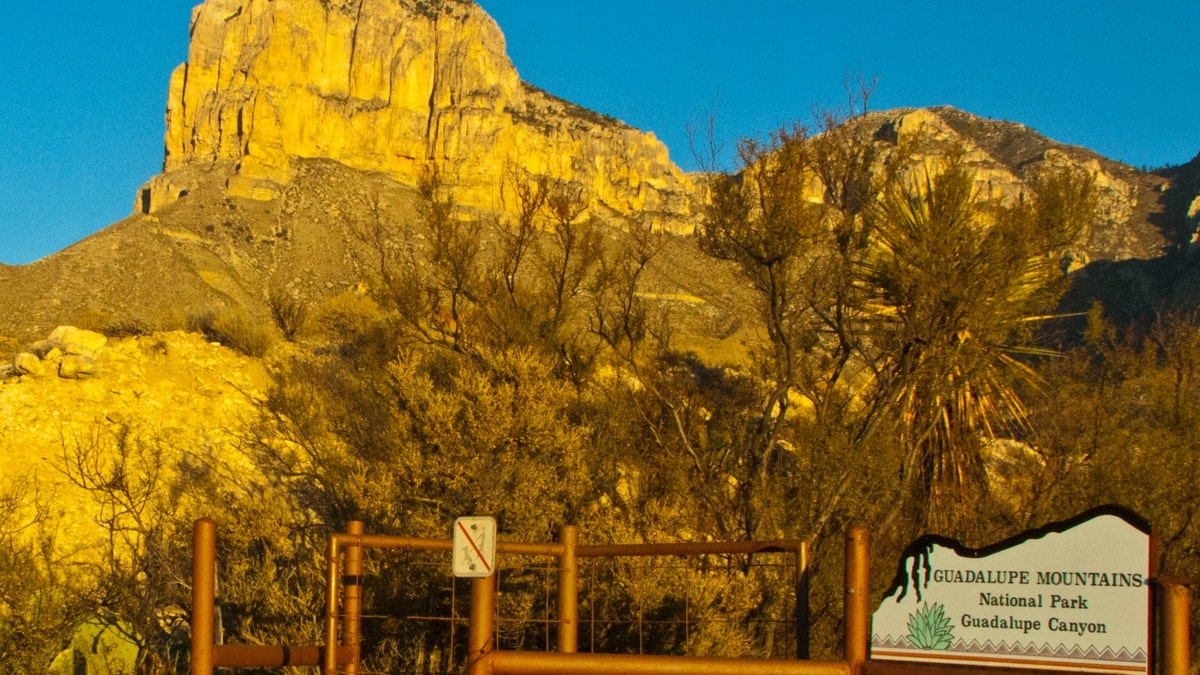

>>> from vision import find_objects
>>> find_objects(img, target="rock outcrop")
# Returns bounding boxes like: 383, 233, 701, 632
11, 326, 108, 380
831, 107, 1184, 264
145, 0, 697, 232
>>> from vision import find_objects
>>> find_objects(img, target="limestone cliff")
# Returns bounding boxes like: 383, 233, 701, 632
146, 0, 696, 232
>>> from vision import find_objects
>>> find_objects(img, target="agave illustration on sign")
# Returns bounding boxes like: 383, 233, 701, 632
906, 602, 955, 650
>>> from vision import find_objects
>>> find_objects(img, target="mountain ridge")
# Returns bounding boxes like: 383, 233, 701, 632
0, 0, 1197, 348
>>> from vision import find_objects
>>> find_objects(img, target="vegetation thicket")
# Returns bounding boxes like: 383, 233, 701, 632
8, 106, 1200, 673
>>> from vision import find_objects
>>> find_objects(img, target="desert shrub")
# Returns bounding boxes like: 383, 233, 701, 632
0, 480, 81, 673
152, 308, 189, 333
72, 308, 156, 338
57, 421, 338, 672
187, 307, 276, 357
72, 307, 113, 333
103, 318, 156, 339
0, 544, 80, 673
310, 291, 386, 344
1018, 311, 1200, 665
237, 339, 601, 669
305, 291, 403, 365
267, 287, 309, 341
138, 335, 171, 357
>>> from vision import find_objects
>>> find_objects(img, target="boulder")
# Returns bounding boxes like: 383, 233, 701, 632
59, 354, 100, 380
27, 327, 108, 361
28, 339, 58, 358
48, 326, 108, 358
13, 352, 46, 378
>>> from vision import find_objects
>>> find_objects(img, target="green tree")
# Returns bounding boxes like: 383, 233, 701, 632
695, 102, 905, 547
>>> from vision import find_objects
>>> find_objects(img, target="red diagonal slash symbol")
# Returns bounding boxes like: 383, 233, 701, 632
457, 520, 492, 572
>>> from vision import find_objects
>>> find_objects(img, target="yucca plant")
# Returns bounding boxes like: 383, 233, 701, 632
865, 153, 1097, 529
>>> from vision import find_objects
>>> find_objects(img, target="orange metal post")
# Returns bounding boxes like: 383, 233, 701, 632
468, 574, 498, 675
843, 526, 869, 673
343, 521, 364, 675
191, 518, 217, 675
1159, 581, 1191, 675
323, 533, 342, 674
796, 541, 810, 660
558, 526, 579, 653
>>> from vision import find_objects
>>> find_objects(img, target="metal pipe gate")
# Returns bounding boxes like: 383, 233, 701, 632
191, 519, 814, 673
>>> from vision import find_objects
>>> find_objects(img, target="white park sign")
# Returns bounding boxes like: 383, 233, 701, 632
872, 507, 1153, 673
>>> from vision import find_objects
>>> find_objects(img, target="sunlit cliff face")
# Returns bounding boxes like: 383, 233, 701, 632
150, 0, 697, 232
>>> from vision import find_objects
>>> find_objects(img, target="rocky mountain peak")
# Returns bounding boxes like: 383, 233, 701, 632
143, 0, 697, 232
830, 106, 1189, 263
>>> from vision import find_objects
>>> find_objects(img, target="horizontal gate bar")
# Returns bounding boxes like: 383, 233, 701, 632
577, 540, 804, 558
479, 650, 850, 675
212, 644, 354, 667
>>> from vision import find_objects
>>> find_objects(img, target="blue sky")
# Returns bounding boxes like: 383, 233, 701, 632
1, 1, 1197, 265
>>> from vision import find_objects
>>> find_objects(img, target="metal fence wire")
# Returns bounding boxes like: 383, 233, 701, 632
345, 542, 805, 675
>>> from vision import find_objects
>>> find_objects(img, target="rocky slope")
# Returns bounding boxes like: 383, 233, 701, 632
828, 107, 1199, 323
0, 327, 267, 568
4, 104, 1196, 351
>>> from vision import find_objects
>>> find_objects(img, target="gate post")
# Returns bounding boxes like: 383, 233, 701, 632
323, 533, 342, 674
796, 541, 810, 660
344, 521, 364, 675
191, 518, 217, 675
467, 573, 497, 675
558, 526, 579, 653
843, 526, 869, 674
1159, 580, 1191, 675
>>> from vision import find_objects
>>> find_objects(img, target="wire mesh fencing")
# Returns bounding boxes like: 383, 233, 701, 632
578, 553, 802, 659
345, 544, 805, 675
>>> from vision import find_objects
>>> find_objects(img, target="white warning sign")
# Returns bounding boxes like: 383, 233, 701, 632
453, 516, 497, 578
